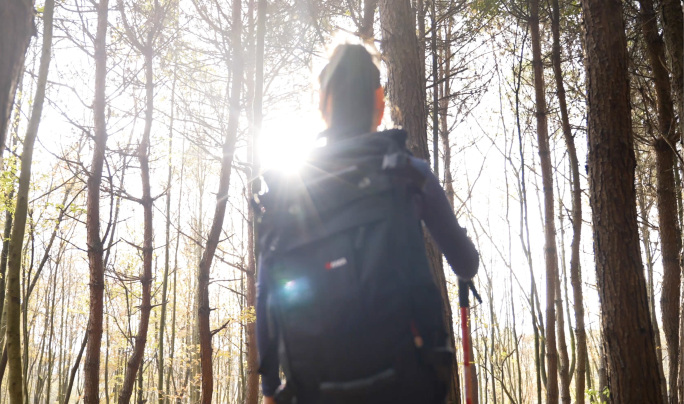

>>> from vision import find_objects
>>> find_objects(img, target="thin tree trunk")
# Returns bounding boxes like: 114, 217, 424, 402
244, 1, 260, 403
158, 64, 176, 404
118, 48, 155, 404
0, 0, 33, 161
512, 24, 543, 404
5, 0, 53, 400
244, 3, 266, 401
637, 1, 682, 401
529, 0, 559, 401
83, 0, 109, 400
167, 140, 184, 403
44, 264, 57, 404
679, 270, 684, 401
554, 271, 570, 404
63, 332, 88, 404
488, 274, 497, 404
638, 186, 668, 403
581, 0, 665, 401
430, 0, 438, 177
198, 0, 243, 401
0, 190, 14, 340
550, 0, 585, 401
439, 16, 472, 403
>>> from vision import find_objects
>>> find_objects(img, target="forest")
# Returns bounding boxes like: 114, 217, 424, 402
0, 0, 682, 403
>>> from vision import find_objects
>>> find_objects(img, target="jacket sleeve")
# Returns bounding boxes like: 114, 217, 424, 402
256, 257, 281, 396
409, 157, 479, 279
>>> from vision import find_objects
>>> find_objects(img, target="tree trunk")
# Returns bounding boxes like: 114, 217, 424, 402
658, 0, 683, 145
439, 20, 455, 208
581, 0, 665, 401
0, 0, 33, 162
530, 0, 559, 402
554, 272, 570, 404
118, 48, 155, 404
0, 190, 14, 341
83, 0, 110, 401
638, 186, 669, 403
158, 63, 176, 404
63, 332, 87, 404
550, 0, 587, 402
359, 0, 377, 39
198, 0, 243, 401
637, 1, 682, 401
378, 1, 461, 402
5, 0, 53, 400
167, 140, 185, 404
244, 1, 264, 402
430, 0, 438, 177
655, 138, 682, 403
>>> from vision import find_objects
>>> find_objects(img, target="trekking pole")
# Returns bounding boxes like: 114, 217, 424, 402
458, 279, 482, 404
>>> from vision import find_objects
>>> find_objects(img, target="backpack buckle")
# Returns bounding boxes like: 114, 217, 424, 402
381, 152, 408, 170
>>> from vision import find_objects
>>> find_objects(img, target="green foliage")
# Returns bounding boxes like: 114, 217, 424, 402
586, 386, 611, 403
470, 0, 503, 17
240, 305, 256, 325
0, 155, 18, 215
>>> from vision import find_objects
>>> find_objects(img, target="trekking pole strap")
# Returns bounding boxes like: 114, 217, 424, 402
458, 279, 482, 309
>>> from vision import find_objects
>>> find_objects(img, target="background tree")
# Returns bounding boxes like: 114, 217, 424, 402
378, 1, 462, 401
581, 0, 664, 401
4, 0, 54, 401
0, 0, 34, 162
83, 0, 110, 400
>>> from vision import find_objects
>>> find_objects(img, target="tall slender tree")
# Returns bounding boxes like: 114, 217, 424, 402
83, 0, 110, 401
529, 0, 560, 401
550, 0, 587, 401
0, 0, 34, 162
581, 0, 664, 401
197, 0, 244, 401
636, 1, 682, 402
244, 1, 267, 404
4, 0, 54, 401
115, 1, 169, 401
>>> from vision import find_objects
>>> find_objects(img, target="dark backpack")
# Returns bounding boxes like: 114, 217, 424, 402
256, 130, 451, 404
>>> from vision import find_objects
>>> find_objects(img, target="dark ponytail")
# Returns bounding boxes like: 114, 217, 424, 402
319, 44, 381, 137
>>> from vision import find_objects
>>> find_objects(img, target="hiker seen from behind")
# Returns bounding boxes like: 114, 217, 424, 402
255, 43, 479, 404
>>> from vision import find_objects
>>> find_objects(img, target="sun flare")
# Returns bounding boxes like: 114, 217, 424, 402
259, 112, 323, 175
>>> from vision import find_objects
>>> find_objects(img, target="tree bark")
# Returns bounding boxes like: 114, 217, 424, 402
581, 0, 665, 401
244, 1, 264, 403
198, 0, 243, 401
118, 48, 155, 404
83, 0, 110, 401
638, 182, 669, 403
378, 1, 461, 402
359, 0, 377, 39
658, 0, 683, 145
5, 0, 53, 400
158, 62, 176, 404
439, 19, 455, 208
430, 0, 438, 177
529, 0, 559, 402
63, 332, 88, 404
0, 0, 33, 162
550, 0, 587, 402
637, 1, 682, 402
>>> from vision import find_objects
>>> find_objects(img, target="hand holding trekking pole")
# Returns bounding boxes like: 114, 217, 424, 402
459, 278, 481, 404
